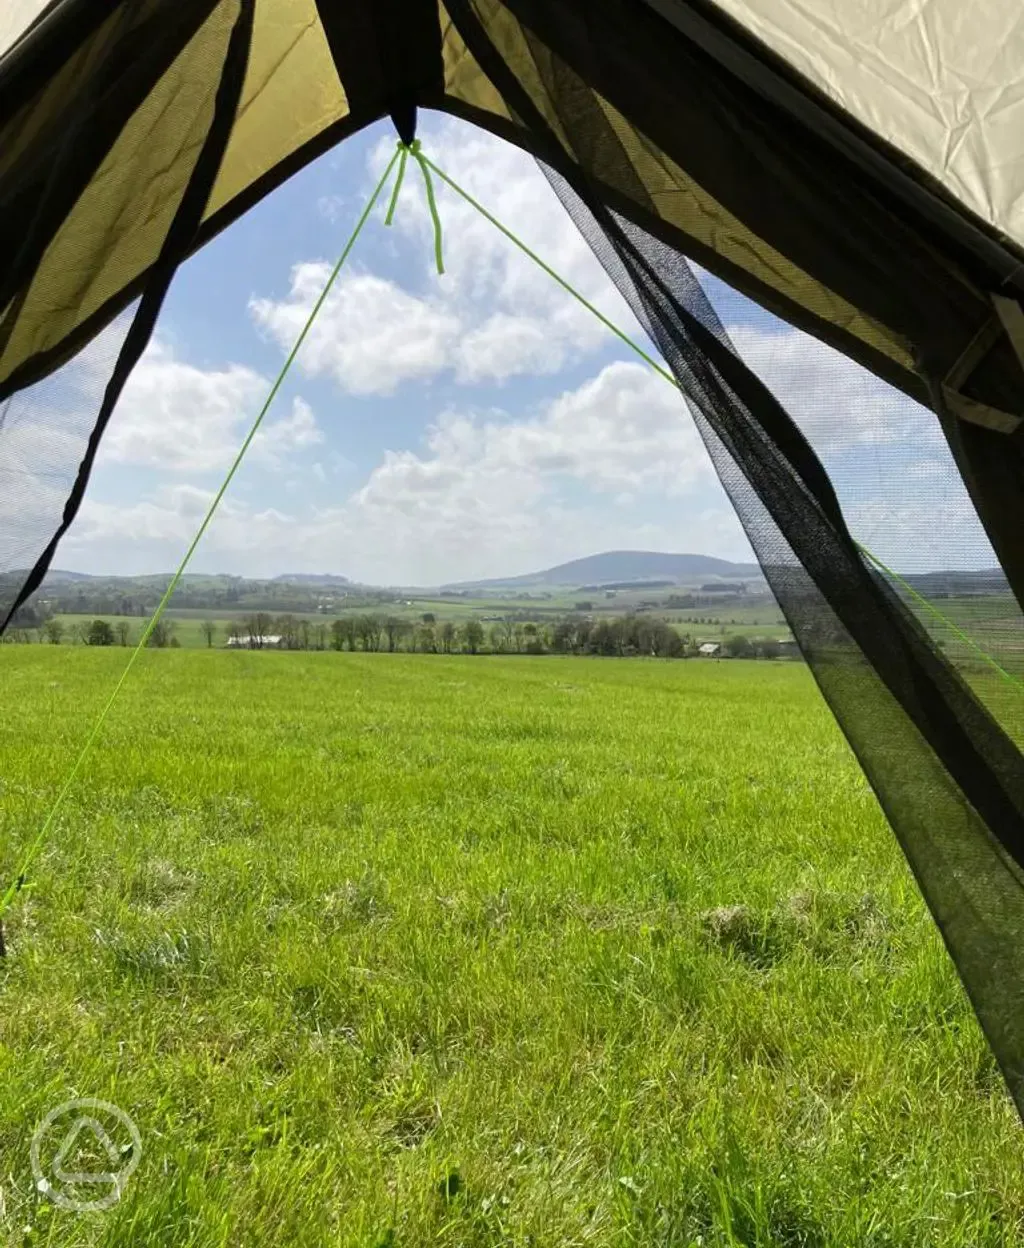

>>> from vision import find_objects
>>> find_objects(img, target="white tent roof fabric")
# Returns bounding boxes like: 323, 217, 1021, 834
712, 0, 1024, 250
0, 0, 49, 57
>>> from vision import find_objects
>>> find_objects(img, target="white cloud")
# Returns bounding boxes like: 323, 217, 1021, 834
0, 310, 133, 570
453, 312, 567, 384
349, 361, 711, 522
249, 268, 459, 396
0, 319, 330, 581
97, 339, 321, 472
27, 118, 996, 586
382, 120, 633, 340
247, 117, 650, 394
720, 321, 998, 570
726, 323, 938, 455
316, 194, 346, 224
846, 487, 997, 573
64, 360, 748, 584
254, 396, 323, 464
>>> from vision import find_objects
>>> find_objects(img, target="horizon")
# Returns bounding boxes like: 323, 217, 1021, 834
40, 547, 764, 588
37, 542, 1005, 591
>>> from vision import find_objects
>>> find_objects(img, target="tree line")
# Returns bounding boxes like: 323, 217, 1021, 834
226, 612, 787, 657
5, 616, 183, 647
2, 610, 794, 660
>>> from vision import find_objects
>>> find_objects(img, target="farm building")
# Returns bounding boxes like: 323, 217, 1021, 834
225, 635, 283, 650
697, 642, 721, 658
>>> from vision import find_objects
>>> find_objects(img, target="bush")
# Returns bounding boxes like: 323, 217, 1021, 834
87, 619, 115, 646
724, 633, 753, 658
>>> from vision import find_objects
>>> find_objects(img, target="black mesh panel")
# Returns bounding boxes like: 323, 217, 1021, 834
543, 172, 1024, 1114
0, 308, 133, 621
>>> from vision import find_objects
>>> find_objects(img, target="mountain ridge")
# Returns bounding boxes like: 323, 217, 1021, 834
443, 550, 763, 590
25, 553, 1010, 597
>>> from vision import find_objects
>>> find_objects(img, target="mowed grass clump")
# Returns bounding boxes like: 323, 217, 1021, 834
0, 649, 1021, 1246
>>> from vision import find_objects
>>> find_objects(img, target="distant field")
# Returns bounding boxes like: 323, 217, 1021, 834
903, 593, 1024, 676
667, 601, 791, 638
1, 650, 1020, 1245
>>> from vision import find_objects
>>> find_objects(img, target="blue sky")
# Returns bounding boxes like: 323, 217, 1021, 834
46, 115, 995, 584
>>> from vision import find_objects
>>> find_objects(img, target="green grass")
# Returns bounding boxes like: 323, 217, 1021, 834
1, 650, 1021, 1245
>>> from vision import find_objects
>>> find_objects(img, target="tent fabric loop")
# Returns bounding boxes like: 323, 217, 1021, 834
386, 139, 445, 275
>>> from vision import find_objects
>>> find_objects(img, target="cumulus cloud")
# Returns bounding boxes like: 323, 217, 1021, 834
32, 118, 993, 585
726, 322, 939, 457
380, 120, 634, 339
247, 117, 648, 393
846, 485, 997, 572
716, 319, 997, 572
349, 361, 711, 525
250, 268, 460, 396
97, 339, 322, 472
0, 309, 134, 570
254, 396, 323, 464
453, 312, 568, 384
65, 360, 748, 583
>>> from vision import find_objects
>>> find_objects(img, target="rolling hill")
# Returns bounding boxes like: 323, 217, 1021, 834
445, 550, 763, 590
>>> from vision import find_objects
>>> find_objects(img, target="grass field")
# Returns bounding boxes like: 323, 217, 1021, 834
1, 650, 1021, 1245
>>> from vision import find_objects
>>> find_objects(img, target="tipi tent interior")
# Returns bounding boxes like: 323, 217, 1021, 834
3, 0, 1024, 1161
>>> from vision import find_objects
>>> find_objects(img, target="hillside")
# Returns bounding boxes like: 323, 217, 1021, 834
445, 550, 763, 590
1, 555, 1008, 620
270, 573, 351, 586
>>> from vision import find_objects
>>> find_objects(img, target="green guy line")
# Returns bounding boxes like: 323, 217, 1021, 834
420, 153, 676, 388
5, 141, 1019, 920
857, 543, 1023, 691
0, 148, 403, 919
422, 151, 1022, 695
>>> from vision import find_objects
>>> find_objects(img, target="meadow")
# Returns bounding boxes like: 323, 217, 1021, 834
0, 649, 1022, 1246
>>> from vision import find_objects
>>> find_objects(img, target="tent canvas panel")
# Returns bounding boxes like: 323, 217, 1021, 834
706, 0, 1024, 252
2, 0, 1024, 1116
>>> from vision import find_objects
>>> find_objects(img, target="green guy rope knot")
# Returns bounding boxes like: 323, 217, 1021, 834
385, 139, 445, 275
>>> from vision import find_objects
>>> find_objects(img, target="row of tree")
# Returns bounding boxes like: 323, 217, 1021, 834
4, 612, 793, 660
238, 613, 787, 659
14, 617, 183, 647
